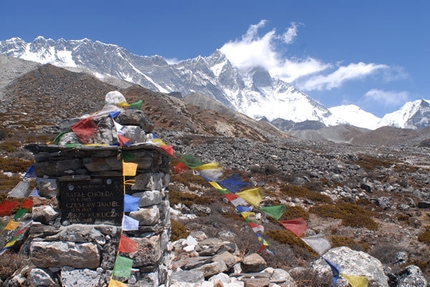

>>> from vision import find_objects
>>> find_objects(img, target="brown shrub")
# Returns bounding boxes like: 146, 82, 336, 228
169, 188, 213, 207
0, 253, 29, 281
170, 219, 190, 241
309, 203, 378, 230
0, 157, 33, 173
418, 226, 430, 244
330, 236, 369, 251
280, 206, 310, 221
280, 184, 332, 203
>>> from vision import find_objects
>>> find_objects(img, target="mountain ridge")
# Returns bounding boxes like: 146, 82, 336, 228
1, 36, 430, 131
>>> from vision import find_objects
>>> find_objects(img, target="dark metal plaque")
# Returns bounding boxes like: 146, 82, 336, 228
60, 177, 123, 224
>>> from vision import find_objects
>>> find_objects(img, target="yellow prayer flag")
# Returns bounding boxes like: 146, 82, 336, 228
237, 188, 262, 207
193, 162, 220, 170
341, 273, 368, 287
4, 220, 20, 231
108, 278, 128, 287
152, 138, 166, 146
4, 239, 17, 248
240, 212, 255, 219
122, 161, 138, 176
209, 181, 227, 191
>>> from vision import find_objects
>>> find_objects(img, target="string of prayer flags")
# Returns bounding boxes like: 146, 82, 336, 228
13, 208, 28, 220
30, 188, 39, 197
258, 205, 285, 221
217, 174, 250, 193
279, 218, 307, 237
240, 212, 255, 220
121, 150, 135, 162
302, 234, 331, 256
224, 193, 248, 207
324, 258, 340, 287
122, 215, 139, 231
124, 195, 139, 212
112, 255, 134, 278
236, 188, 262, 207
122, 161, 138, 177
108, 279, 128, 287
109, 111, 121, 119
114, 121, 124, 134
196, 167, 223, 181
21, 199, 33, 210
152, 138, 167, 146
208, 181, 229, 194
341, 273, 368, 287
118, 234, 138, 253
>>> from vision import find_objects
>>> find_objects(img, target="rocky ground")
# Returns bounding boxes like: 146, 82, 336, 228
156, 129, 430, 286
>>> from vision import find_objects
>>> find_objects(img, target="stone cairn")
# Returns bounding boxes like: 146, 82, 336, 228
23, 91, 172, 286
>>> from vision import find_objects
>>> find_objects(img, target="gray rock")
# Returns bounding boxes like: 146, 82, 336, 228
30, 268, 60, 287
61, 268, 101, 287
171, 270, 205, 285
195, 260, 228, 278
312, 246, 388, 287
31, 241, 100, 269
129, 205, 160, 226
36, 177, 59, 198
396, 265, 428, 287
32, 205, 59, 224
132, 190, 162, 207
129, 235, 162, 267
241, 253, 267, 273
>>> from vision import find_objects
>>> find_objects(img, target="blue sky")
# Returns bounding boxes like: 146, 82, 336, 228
1, 0, 429, 117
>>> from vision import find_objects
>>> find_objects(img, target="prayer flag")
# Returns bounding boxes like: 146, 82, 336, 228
124, 195, 139, 212
160, 145, 175, 156
237, 188, 262, 207
197, 168, 223, 181
255, 233, 270, 246
179, 154, 203, 169
324, 258, 340, 287
23, 165, 36, 179
152, 138, 167, 146
341, 273, 368, 287
108, 279, 128, 287
248, 222, 264, 233
279, 218, 307, 237
236, 206, 252, 213
4, 239, 17, 248
240, 212, 255, 219
0, 220, 6, 231
13, 208, 28, 220
174, 162, 188, 174
302, 234, 331, 256
259, 205, 285, 221
194, 162, 220, 170
0, 200, 20, 216
122, 215, 139, 231
224, 193, 248, 207
122, 161, 138, 176
71, 117, 97, 143
30, 188, 39, 197
118, 234, 139, 253
217, 174, 250, 193
118, 134, 131, 147
4, 220, 20, 231
109, 111, 121, 119
113, 255, 134, 278
121, 151, 135, 162
21, 199, 33, 210
129, 100, 143, 110
113, 121, 124, 135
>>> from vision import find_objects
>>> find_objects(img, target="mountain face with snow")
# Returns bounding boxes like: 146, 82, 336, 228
0, 36, 428, 130
378, 99, 430, 129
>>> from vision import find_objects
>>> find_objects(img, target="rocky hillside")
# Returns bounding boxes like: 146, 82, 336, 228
0, 61, 429, 286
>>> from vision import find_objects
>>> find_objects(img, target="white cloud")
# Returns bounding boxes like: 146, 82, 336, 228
219, 20, 329, 83
299, 62, 389, 91
364, 89, 409, 106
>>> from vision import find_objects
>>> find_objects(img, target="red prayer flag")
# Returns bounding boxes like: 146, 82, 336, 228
118, 234, 138, 253
160, 145, 175, 156
0, 200, 20, 216
279, 218, 307, 237
118, 134, 131, 146
21, 199, 33, 210
174, 162, 188, 174
224, 193, 238, 201
71, 117, 97, 143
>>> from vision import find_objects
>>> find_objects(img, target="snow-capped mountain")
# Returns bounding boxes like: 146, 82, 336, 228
378, 99, 430, 129
0, 36, 428, 130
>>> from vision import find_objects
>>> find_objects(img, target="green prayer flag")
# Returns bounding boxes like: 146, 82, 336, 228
259, 205, 286, 221
179, 154, 203, 168
0, 220, 6, 231
113, 256, 133, 278
121, 150, 135, 162
129, 100, 143, 110
14, 208, 28, 220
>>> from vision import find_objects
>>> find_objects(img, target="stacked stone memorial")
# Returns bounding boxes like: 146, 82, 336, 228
24, 91, 172, 286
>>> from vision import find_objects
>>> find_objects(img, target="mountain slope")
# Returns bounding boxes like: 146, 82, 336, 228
378, 99, 430, 129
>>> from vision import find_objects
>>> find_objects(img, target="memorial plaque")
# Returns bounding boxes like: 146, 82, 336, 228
60, 177, 123, 224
